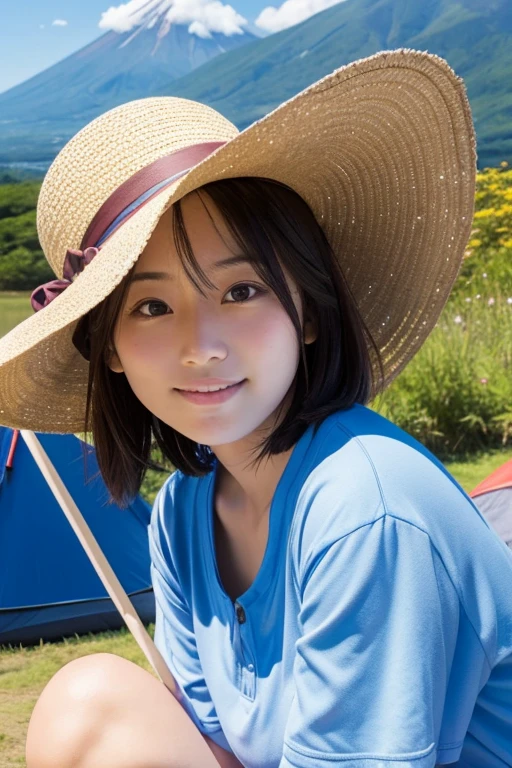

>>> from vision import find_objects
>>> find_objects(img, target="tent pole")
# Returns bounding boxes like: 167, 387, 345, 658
20, 430, 179, 699
6, 428, 20, 469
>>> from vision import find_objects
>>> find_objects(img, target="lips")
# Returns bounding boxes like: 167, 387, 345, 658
175, 379, 246, 405
178, 382, 239, 393
175, 379, 242, 392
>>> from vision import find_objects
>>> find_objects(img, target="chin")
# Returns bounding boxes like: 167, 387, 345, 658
196, 428, 247, 447
192, 420, 263, 448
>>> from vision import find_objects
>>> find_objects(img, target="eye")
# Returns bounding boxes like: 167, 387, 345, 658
224, 283, 265, 303
132, 300, 170, 318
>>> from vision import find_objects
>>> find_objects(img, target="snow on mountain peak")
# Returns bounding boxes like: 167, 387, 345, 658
99, 0, 248, 39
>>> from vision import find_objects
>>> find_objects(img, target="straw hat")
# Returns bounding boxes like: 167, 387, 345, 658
0, 48, 476, 433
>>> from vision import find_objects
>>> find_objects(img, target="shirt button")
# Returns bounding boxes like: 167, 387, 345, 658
247, 663, 254, 672
235, 603, 246, 624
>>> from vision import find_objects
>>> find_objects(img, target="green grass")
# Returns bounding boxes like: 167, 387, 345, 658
0, 292, 32, 338
445, 448, 512, 492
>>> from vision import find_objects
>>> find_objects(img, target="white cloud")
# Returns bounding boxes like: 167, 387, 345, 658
188, 20, 212, 38
39, 24, 45, 29
99, 0, 247, 38
52, 19, 68, 27
255, 0, 346, 33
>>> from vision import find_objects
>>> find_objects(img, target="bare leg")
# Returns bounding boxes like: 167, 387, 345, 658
25, 652, 230, 768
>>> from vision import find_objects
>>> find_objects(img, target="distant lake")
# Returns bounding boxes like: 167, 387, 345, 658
3, 161, 49, 172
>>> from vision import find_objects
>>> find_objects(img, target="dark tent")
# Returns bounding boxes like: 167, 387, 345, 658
0, 427, 156, 646
470, 459, 512, 549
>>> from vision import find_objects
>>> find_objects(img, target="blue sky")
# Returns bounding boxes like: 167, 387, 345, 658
1, 0, 343, 94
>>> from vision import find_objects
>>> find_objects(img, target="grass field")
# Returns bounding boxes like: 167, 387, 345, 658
2, 292, 512, 765
0, 292, 32, 338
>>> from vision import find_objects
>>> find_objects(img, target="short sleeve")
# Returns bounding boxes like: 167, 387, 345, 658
148, 490, 233, 754
280, 514, 461, 768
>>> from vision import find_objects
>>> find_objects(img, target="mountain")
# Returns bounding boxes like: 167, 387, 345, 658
160, 0, 512, 168
1, 0, 511, 168
0, 1, 258, 163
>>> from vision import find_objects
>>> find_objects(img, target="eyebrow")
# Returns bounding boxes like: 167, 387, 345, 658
129, 254, 254, 283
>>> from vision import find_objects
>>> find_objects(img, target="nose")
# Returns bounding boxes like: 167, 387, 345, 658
177, 302, 228, 367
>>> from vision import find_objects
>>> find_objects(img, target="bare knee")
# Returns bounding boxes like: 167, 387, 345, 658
25, 651, 218, 768
26, 652, 138, 768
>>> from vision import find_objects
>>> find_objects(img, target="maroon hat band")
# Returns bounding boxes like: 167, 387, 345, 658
31, 140, 227, 312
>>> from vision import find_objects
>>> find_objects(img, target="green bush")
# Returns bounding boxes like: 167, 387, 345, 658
0, 181, 40, 219
0, 247, 53, 291
0, 209, 40, 252
0, 181, 48, 291
454, 163, 512, 297
373, 292, 512, 457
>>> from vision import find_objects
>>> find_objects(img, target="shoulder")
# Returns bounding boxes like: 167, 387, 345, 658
150, 468, 188, 526
151, 466, 209, 517
291, 408, 512, 668
334, 404, 470, 517
290, 404, 481, 561
149, 468, 206, 558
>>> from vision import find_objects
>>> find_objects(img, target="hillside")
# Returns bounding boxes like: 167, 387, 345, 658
0, 0, 511, 167
160, 0, 512, 167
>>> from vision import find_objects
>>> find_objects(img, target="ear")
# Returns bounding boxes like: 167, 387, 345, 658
303, 313, 318, 345
107, 346, 124, 374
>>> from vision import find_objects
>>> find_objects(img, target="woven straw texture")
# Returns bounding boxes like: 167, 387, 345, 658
0, 48, 476, 432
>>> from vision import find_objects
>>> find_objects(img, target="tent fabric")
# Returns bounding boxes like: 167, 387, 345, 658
470, 487, 512, 548
470, 458, 512, 497
470, 458, 512, 549
0, 427, 157, 646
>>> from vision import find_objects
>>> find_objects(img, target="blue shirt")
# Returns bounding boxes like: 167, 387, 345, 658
148, 404, 512, 768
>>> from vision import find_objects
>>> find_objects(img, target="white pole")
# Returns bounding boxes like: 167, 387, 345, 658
20, 430, 179, 698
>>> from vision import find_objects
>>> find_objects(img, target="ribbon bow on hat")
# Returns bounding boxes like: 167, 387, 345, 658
30, 247, 100, 312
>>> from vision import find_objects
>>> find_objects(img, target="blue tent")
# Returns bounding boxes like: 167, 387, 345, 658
0, 427, 156, 646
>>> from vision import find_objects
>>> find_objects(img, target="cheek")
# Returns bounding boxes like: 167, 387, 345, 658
116, 322, 173, 370
242, 306, 300, 366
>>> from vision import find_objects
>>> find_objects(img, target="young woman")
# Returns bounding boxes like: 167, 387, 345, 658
1, 49, 511, 768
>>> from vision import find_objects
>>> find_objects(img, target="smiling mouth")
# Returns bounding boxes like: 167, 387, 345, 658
176, 381, 242, 393
174, 379, 247, 404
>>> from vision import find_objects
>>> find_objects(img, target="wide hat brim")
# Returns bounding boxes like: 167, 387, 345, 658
0, 48, 476, 432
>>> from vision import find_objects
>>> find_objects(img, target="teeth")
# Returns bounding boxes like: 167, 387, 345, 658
183, 384, 233, 393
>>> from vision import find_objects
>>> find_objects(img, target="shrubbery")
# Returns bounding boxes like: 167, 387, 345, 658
0, 180, 53, 290
0, 180, 40, 219
373, 293, 512, 457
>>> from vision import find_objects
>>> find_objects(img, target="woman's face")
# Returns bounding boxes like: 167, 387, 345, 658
109, 190, 316, 447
